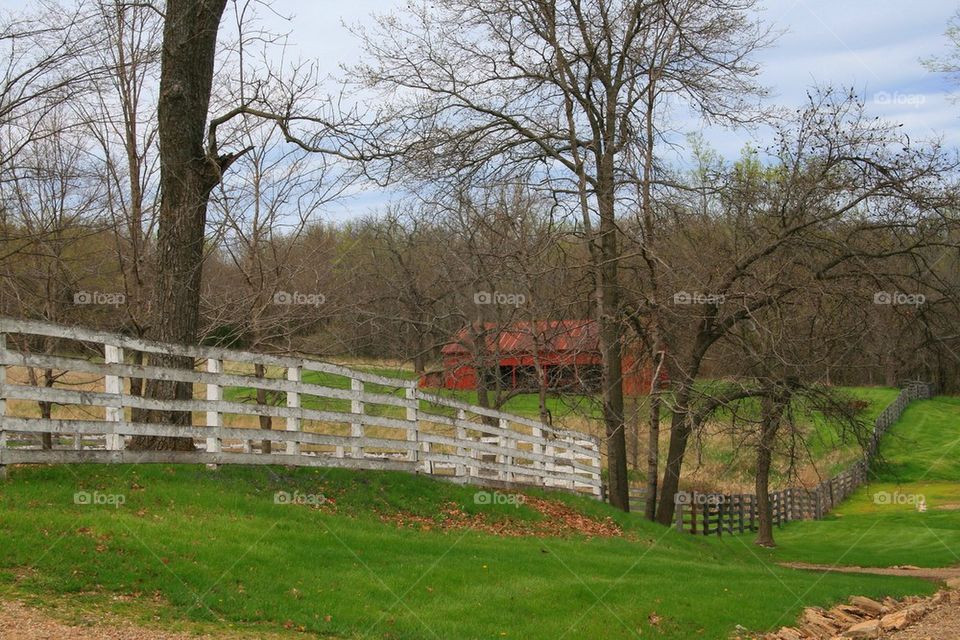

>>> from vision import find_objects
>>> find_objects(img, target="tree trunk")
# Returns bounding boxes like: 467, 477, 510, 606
655, 380, 693, 525
644, 372, 661, 521
129, 350, 144, 397
754, 409, 777, 547
41, 368, 54, 447
596, 159, 628, 512
128, 0, 228, 451
755, 389, 790, 547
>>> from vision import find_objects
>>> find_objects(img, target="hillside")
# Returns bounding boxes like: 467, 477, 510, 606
0, 469, 940, 638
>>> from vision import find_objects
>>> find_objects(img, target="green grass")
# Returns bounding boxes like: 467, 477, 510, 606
765, 396, 960, 568
221, 366, 598, 422
0, 463, 941, 639
1, 391, 955, 638
658, 385, 900, 484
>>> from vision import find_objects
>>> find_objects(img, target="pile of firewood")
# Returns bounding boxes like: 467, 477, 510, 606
754, 590, 955, 639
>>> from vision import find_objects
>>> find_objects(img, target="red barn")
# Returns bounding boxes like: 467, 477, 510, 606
421, 320, 663, 396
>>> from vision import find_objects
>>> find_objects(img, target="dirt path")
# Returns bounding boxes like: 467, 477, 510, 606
0, 600, 205, 640
0, 599, 290, 640
883, 599, 960, 639
781, 562, 960, 581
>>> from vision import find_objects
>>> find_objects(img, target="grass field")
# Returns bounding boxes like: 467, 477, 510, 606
0, 391, 955, 639
0, 464, 940, 639
764, 395, 960, 568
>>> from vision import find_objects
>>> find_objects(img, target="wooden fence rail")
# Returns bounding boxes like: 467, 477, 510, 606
630, 381, 934, 535
0, 318, 602, 496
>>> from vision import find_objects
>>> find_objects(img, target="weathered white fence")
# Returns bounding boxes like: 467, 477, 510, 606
0, 318, 601, 496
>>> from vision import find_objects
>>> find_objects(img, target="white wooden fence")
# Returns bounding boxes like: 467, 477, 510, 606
0, 318, 602, 496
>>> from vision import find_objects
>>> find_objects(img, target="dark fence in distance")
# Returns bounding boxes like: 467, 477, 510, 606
628, 381, 934, 535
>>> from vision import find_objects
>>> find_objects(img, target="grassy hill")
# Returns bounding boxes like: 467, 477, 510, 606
0, 391, 955, 639
0, 465, 939, 639
765, 395, 960, 568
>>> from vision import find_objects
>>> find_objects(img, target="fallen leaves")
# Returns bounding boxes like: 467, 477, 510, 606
377, 495, 623, 538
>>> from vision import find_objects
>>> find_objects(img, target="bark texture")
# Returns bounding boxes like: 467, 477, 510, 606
129, 0, 228, 451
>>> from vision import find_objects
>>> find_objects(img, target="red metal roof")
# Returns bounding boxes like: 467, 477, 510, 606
441, 320, 600, 355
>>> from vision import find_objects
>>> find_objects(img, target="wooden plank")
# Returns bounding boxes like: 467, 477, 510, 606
0, 417, 419, 452
206, 358, 223, 453
286, 365, 301, 456
349, 377, 363, 458
0, 447, 417, 472
0, 383, 414, 434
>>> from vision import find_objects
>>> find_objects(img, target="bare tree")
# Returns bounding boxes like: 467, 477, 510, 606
335, 0, 770, 510
634, 90, 958, 524
76, 0, 162, 346
0, 1, 103, 172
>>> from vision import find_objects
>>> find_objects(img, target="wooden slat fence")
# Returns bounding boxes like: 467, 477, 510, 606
0, 318, 602, 496
629, 381, 934, 535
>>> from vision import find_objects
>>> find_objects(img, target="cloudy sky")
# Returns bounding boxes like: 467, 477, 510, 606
278, 0, 958, 147
250, 0, 959, 215
5, 0, 956, 217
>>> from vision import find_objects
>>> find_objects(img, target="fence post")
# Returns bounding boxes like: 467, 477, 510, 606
542, 437, 557, 488
103, 344, 125, 451
674, 496, 685, 532
531, 425, 544, 485
286, 365, 301, 456
405, 382, 420, 469
349, 378, 364, 458
206, 358, 223, 456
500, 418, 513, 482
455, 409, 468, 478
589, 439, 602, 497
